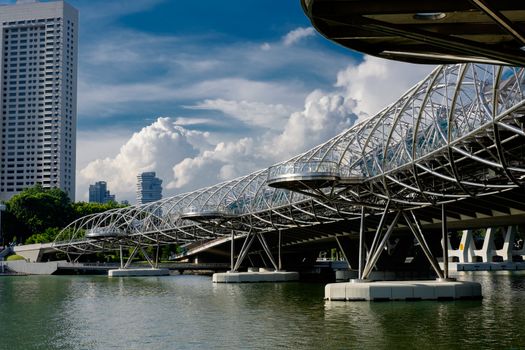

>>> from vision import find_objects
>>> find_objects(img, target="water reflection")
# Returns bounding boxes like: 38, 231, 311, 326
323, 271, 525, 349
1, 273, 524, 349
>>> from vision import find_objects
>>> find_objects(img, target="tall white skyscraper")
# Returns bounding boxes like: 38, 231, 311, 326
0, 0, 78, 201
136, 172, 162, 205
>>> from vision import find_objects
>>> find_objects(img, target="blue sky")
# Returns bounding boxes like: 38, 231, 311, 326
1, 0, 433, 202
73, 0, 356, 131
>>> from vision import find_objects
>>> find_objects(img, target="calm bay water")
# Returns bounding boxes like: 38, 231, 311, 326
0, 272, 524, 349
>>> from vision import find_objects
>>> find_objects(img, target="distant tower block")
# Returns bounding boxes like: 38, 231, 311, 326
136, 172, 162, 205
89, 181, 116, 203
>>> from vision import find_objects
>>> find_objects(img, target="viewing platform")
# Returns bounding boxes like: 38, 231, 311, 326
267, 161, 343, 191
86, 227, 126, 239
180, 205, 231, 221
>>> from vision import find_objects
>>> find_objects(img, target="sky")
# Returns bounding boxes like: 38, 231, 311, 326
1, 0, 435, 203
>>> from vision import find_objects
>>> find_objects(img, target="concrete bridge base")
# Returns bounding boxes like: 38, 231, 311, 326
108, 268, 170, 277
212, 270, 299, 283
325, 280, 482, 301
3, 260, 60, 275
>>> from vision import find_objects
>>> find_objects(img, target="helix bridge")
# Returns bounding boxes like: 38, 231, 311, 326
52, 1, 525, 281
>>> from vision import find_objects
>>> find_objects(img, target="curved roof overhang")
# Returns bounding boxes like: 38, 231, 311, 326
301, 0, 525, 66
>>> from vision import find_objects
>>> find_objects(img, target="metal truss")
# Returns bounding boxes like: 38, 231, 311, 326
54, 63, 525, 260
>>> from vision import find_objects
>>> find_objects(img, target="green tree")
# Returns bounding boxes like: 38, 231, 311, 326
25, 227, 62, 244
4, 184, 72, 243
1, 185, 129, 245
71, 201, 126, 220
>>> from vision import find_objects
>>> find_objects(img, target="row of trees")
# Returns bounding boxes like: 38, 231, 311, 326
1, 184, 126, 245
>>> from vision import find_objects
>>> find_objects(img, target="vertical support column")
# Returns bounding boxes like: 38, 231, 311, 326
442, 204, 449, 279
119, 245, 124, 269
230, 230, 235, 272
155, 234, 160, 269
278, 229, 282, 271
358, 206, 365, 280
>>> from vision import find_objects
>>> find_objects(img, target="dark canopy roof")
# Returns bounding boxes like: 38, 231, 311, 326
302, 0, 525, 65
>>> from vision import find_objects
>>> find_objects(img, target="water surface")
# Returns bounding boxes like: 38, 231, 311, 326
0, 272, 524, 349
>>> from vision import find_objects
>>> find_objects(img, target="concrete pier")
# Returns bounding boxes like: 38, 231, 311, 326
325, 280, 482, 301
108, 268, 170, 277
212, 269, 299, 283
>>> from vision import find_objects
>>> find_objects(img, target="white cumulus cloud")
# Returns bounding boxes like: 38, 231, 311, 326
77, 57, 432, 202
265, 90, 358, 160
283, 27, 316, 46
336, 56, 434, 116
78, 118, 209, 202
187, 99, 293, 130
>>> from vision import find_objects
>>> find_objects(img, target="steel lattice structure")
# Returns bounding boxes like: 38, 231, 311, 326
53, 62, 525, 258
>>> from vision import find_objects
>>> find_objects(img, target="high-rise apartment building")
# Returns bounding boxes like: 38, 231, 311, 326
136, 172, 162, 205
0, 0, 78, 201
89, 181, 115, 204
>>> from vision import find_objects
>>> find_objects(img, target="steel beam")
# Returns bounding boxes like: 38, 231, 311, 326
442, 204, 449, 279
403, 211, 444, 279
362, 211, 401, 279
358, 206, 365, 279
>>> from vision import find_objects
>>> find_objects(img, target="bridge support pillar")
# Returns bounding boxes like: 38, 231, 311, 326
278, 229, 282, 271
403, 211, 444, 279
497, 226, 515, 262
473, 227, 497, 262
108, 243, 170, 277
361, 211, 401, 280
230, 230, 235, 272
120, 245, 124, 269
446, 229, 475, 262
358, 206, 365, 279
230, 231, 280, 273
442, 204, 450, 279
335, 236, 352, 270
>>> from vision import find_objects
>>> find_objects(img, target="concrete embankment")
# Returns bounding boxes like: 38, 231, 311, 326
3, 260, 61, 275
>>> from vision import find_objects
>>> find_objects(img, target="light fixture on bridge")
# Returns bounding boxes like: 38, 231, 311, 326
413, 12, 446, 20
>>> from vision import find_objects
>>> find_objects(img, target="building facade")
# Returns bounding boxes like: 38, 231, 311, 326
88, 181, 115, 204
0, 0, 78, 201
136, 172, 162, 205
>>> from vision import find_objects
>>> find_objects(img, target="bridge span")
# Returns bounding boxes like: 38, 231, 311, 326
10, 1, 518, 293
45, 61, 525, 283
